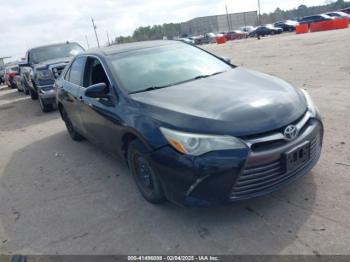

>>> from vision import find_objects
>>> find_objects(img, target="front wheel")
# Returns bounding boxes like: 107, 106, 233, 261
128, 140, 166, 204
61, 107, 84, 141
39, 95, 53, 113
29, 88, 38, 100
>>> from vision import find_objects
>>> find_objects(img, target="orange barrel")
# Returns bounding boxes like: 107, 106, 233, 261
216, 36, 226, 44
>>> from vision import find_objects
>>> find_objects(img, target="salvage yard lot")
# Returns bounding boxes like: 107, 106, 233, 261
0, 29, 350, 255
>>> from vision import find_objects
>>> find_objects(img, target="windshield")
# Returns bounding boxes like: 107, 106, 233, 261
30, 43, 84, 64
109, 43, 232, 94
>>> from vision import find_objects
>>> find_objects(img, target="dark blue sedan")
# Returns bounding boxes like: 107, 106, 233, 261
56, 40, 323, 206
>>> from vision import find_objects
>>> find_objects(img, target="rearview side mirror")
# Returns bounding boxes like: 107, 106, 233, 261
85, 83, 109, 98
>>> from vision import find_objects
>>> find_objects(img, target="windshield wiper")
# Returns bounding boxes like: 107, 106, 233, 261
129, 71, 228, 95
129, 85, 170, 94
193, 71, 227, 80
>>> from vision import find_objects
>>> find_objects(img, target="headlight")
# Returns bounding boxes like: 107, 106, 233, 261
301, 89, 319, 118
37, 69, 53, 80
160, 127, 247, 156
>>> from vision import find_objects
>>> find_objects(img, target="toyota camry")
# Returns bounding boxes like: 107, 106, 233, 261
56, 40, 323, 206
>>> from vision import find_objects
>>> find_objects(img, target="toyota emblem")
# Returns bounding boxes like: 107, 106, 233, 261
284, 125, 298, 140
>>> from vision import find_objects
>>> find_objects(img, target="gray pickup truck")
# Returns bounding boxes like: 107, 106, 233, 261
20, 42, 85, 112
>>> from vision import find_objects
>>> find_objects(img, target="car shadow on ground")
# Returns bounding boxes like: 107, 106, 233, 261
0, 131, 317, 254
0, 89, 59, 132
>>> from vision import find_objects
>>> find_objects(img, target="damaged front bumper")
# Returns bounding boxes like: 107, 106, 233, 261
149, 119, 323, 207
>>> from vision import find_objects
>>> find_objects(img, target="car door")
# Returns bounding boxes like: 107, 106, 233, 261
78, 56, 123, 156
60, 56, 87, 133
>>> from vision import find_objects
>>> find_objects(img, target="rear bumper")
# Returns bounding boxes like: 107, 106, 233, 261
149, 118, 323, 207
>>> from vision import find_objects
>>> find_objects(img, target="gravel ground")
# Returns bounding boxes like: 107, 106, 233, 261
0, 29, 349, 255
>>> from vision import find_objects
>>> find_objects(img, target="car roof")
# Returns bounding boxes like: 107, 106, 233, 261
29, 42, 81, 52
86, 40, 180, 56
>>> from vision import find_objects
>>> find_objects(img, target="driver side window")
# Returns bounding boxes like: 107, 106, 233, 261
83, 57, 109, 88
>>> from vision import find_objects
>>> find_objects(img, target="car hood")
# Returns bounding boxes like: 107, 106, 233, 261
130, 67, 307, 136
35, 56, 72, 69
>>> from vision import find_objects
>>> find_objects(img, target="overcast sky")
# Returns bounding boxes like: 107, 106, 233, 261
1, 0, 327, 60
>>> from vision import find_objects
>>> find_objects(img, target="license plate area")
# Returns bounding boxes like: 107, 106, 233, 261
284, 141, 310, 172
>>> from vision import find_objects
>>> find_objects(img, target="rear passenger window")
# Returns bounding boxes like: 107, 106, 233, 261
69, 57, 86, 86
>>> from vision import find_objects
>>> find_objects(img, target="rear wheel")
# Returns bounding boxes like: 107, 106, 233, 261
61, 107, 84, 141
29, 88, 38, 100
128, 140, 166, 204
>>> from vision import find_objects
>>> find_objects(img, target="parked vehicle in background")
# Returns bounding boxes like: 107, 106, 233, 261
274, 20, 299, 32
20, 42, 85, 112
4, 65, 19, 89
251, 24, 283, 37
0, 66, 5, 85
239, 26, 256, 33
341, 7, 350, 14
224, 30, 249, 41
188, 35, 202, 45
56, 40, 323, 206
192, 33, 217, 45
298, 14, 334, 25
179, 38, 195, 45
14, 65, 29, 94
325, 11, 350, 20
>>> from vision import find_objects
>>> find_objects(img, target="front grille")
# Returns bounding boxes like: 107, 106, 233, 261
244, 111, 311, 152
230, 134, 321, 200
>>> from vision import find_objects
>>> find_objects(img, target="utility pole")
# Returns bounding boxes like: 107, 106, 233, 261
91, 18, 100, 48
225, 3, 231, 31
257, 0, 262, 25
106, 31, 111, 46
85, 35, 90, 49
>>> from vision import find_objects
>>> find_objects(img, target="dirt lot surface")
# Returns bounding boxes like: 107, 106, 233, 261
0, 29, 350, 255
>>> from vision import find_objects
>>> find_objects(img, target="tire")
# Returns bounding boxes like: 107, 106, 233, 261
24, 87, 29, 95
39, 95, 53, 113
61, 107, 84, 141
29, 88, 38, 100
128, 140, 166, 204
